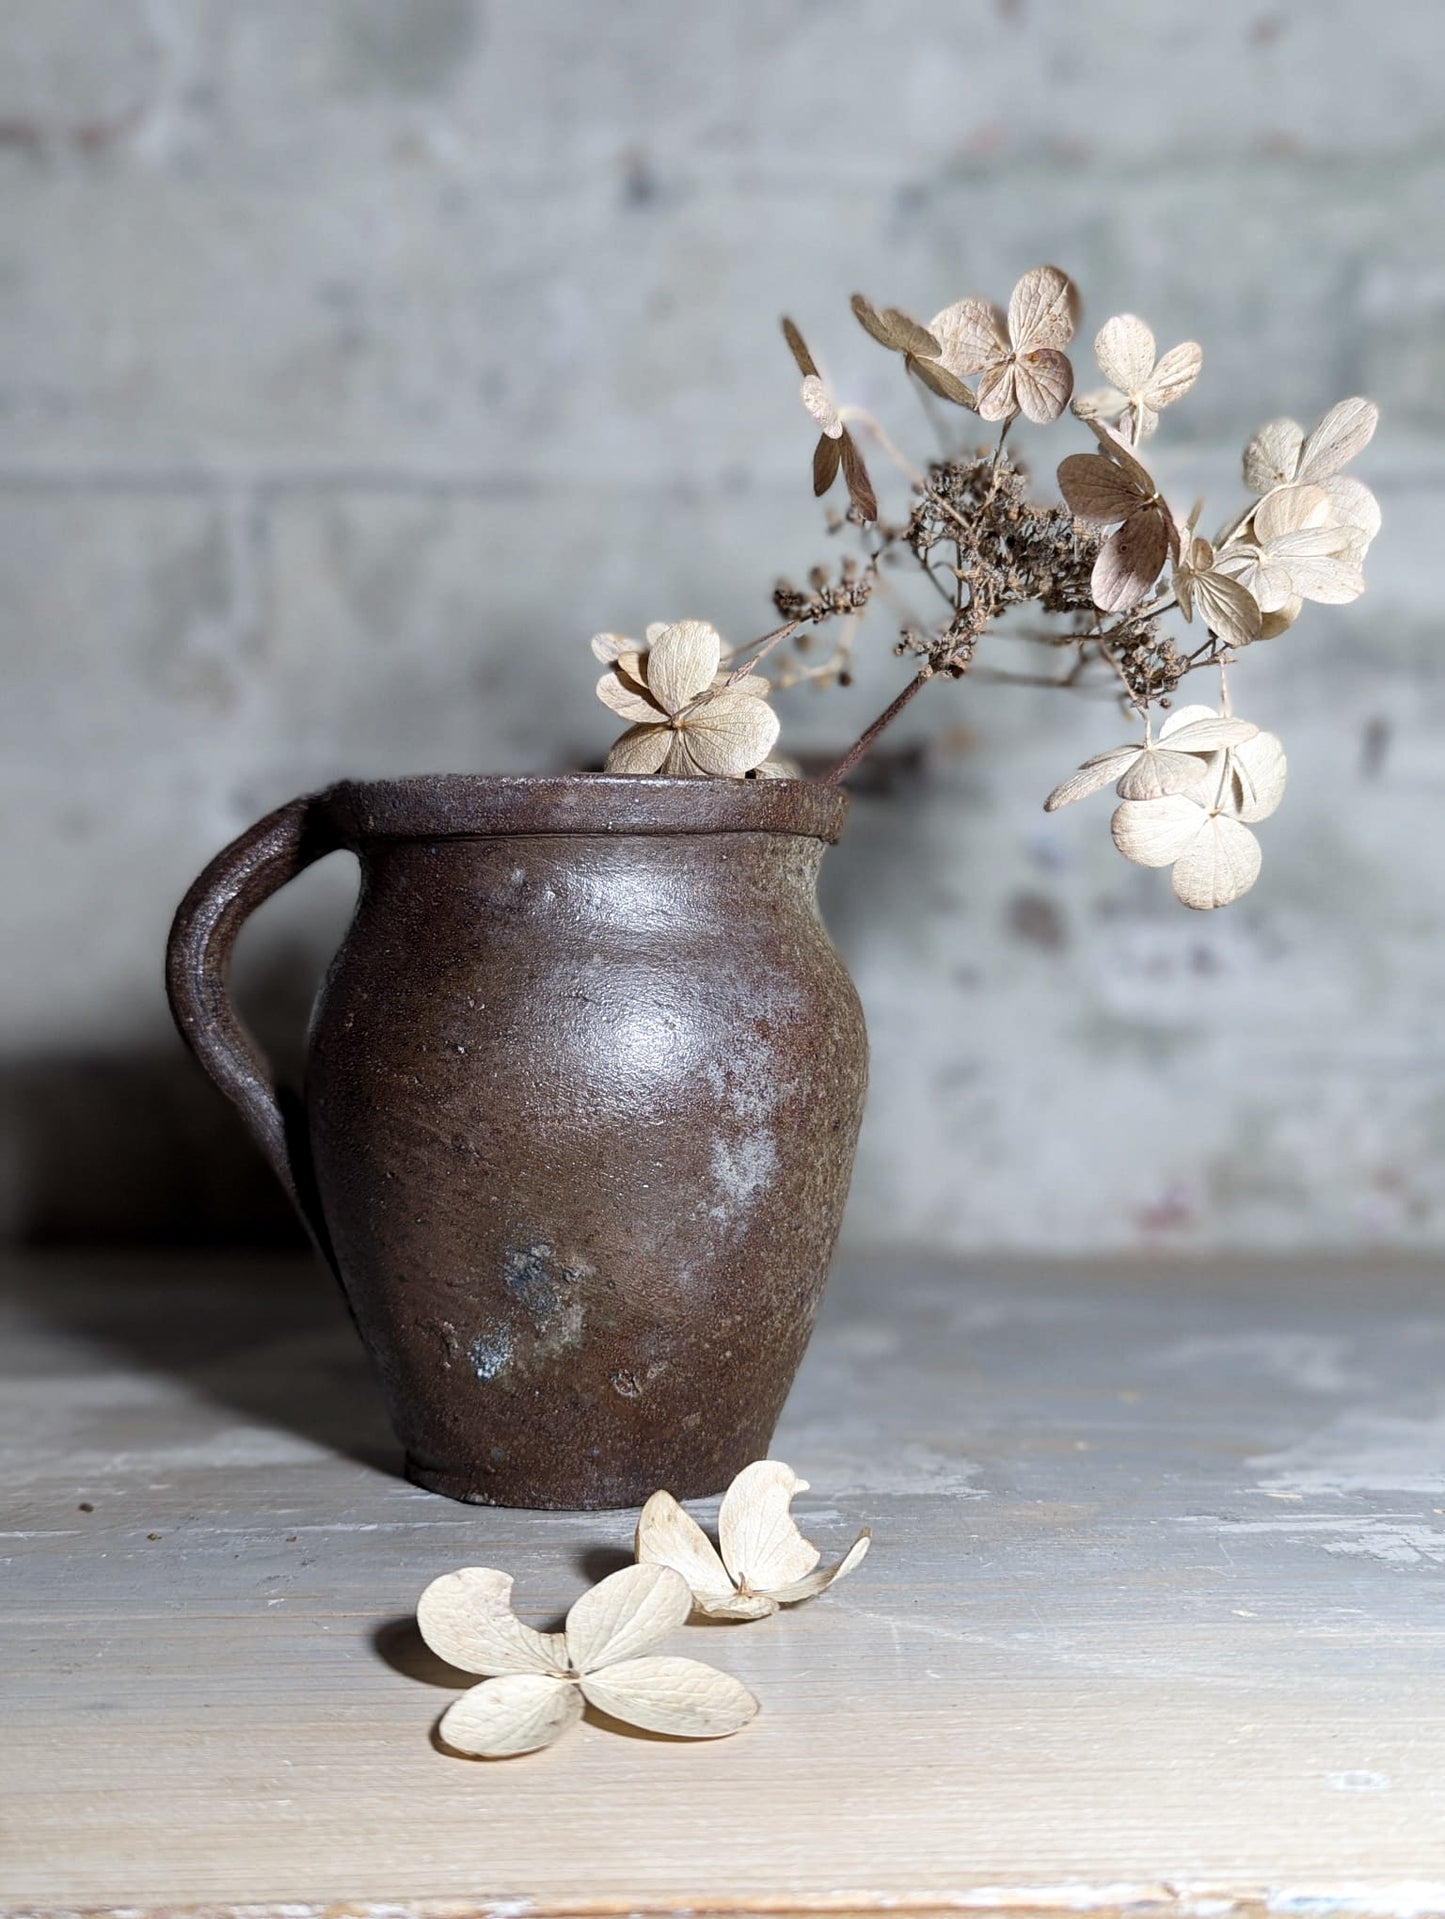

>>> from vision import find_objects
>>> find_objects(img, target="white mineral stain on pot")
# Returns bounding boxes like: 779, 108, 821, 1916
469, 1328, 513, 1380
707, 1133, 778, 1221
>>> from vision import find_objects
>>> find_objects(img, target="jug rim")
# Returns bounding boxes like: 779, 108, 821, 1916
322, 772, 851, 844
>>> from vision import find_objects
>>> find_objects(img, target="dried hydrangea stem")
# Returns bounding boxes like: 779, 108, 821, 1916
825, 667, 936, 785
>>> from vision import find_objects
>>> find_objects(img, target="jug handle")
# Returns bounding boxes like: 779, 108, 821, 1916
165, 791, 344, 1262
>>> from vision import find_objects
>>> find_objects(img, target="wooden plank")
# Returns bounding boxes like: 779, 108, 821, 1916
4, 1250, 1445, 1913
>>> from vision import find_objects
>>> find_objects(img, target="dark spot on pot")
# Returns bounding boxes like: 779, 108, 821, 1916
504, 1239, 585, 1337
78, 1501, 94, 1513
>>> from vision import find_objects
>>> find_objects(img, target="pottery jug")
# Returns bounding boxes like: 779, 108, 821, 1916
166, 775, 868, 1510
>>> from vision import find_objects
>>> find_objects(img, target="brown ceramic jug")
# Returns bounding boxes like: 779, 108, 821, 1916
166, 775, 868, 1510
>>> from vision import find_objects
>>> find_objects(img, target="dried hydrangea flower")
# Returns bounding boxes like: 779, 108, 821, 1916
1045, 706, 1259, 810
1074, 314, 1202, 444
1172, 507, 1263, 649
1110, 708, 1287, 910
782, 318, 877, 519
849, 295, 976, 407
636, 1459, 870, 1621
1057, 424, 1178, 610
597, 619, 781, 777
1215, 485, 1365, 620
928, 266, 1079, 425
1243, 397, 1379, 497
417, 1562, 758, 1758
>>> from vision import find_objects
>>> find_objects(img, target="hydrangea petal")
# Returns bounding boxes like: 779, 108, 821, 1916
770, 1530, 871, 1605
646, 621, 723, 714
1094, 314, 1157, 395
605, 725, 674, 776
1044, 746, 1141, 811
438, 1673, 582, 1758
596, 669, 663, 725
1171, 815, 1262, 910
1243, 417, 1305, 493
417, 1568, 568, 1678
928, 297, 1009, 375
1008, 265, 1078, 353
1091, 510, 1169, 611
1143, 340, 1203, 410
635, 1490, 735, 1606
1013, 347, 1074, 425
565, 1562, 692, 1672
1111, 794, 1205, 868
718, 1460, 822, 1591
1223, 731, 1288, 823
1115, 746, 1218, 802
680, 690, 781, 776
1057, 453, 1146, 525
579, 1656, 758, 1739
1297, 397, 1378, 485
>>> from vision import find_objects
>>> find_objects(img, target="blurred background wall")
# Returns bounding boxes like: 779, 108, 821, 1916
2, 0, 1441, 1253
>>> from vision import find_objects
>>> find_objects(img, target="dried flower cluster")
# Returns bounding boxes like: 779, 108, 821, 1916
417, 1459, 868, 1758
591, 265, 1381, 910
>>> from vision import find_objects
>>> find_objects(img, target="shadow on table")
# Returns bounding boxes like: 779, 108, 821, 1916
3, 1244, 401, 1475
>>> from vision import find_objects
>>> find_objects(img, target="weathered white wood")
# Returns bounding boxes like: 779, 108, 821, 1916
4, 1249, 1445, 1913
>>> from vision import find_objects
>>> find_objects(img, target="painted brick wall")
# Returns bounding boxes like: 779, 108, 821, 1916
3, 0, 1442, 1250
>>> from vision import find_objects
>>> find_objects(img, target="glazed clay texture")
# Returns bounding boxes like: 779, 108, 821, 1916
168, 776, 868, 1510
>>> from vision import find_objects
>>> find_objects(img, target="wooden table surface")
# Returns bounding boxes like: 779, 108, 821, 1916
4, 1248, 1445, 1915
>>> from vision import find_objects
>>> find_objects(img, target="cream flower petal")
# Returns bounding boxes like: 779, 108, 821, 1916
1158, 702, 1229, 737
438, 1673, 582, 1758
928, 297, 1009, 375
1325, 475, 1382, 556
646, 621, 723, 714
417, 1568, 568, 1678
1223, 731, 1287, 823
1009, 265, 1077, 353
1172, 814, 1262, 910
800, 374, 842, 439
1143, 340, 1203, 410
1111, 794, 1206, 868
1043, 746, 1142, 811
590, 631, 635, 663
718, 1460, 822, 1591
1297, 397, 1378, 485
662, 734, 698, 776
679, 690, 781, 776
565, 1562, 693, 1672
579, 1656, 758, 1739
1184, 568, 1262, 647
439, 1673, 582, 1758
1115, 745, 1218, 802
1157, 714, 1259, 752
1012, 347, 1074, 425
596, 669, 664, 725
693, 1589, 779, 1621
1095, 314, 1156, 395
635, 1490, 735, 1605
644, 621, 669, 644
975, 359, 1019, 422
1243, 417, 1305, 493
770, 1530, 872, 1604
605, 725, 674, 776
1253, 483, 1335, 544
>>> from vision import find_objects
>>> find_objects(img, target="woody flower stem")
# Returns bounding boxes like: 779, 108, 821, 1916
825, 666, 936, 785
